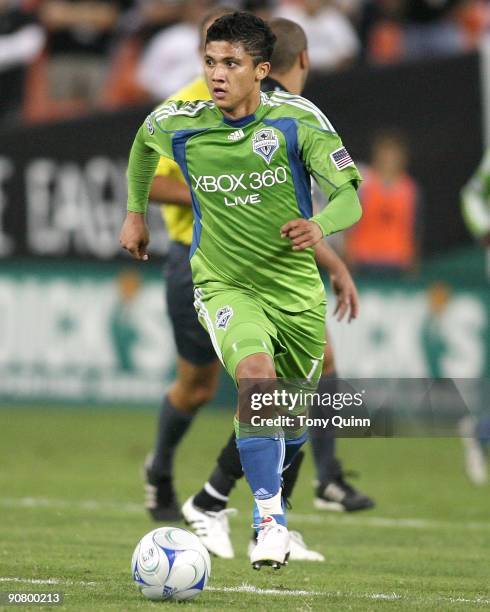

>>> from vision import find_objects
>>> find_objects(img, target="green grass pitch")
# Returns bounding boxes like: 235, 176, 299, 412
0, 406, 489, 611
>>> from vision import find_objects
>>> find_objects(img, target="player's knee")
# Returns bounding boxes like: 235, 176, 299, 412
170, 378, 217, 412
186, 383, 216, 409
235, 352, 275, 382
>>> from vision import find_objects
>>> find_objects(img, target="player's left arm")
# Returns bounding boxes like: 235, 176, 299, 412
313, 241, 359, 322
281, 182, 360, 250
281, 113, 362, 250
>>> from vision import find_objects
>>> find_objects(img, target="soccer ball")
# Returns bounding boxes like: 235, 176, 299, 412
131, 527, 211, 601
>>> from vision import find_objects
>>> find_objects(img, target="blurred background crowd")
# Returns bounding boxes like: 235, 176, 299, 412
1, 0, 489, 126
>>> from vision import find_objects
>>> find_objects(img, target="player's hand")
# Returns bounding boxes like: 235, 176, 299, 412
280, 219, 323, 251
330, 264, 359, 323
119, 212, 150, 261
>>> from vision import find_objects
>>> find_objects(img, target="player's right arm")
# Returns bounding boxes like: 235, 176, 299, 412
120, 111, 175, 259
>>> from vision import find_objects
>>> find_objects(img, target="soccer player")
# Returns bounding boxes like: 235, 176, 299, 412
460, 149, 490, 484
181, 16, 374, 560
141, 8, 330, 562
121, 12, 362, 569
144, 15, 373, 554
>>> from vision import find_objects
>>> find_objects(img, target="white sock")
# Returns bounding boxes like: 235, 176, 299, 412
255, 488, 283, 518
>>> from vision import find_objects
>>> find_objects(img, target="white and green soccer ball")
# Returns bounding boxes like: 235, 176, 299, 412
131, 527, 211, 601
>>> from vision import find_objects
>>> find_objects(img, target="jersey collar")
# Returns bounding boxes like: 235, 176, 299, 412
220, 95, 268, 128
222, 113, 256, 128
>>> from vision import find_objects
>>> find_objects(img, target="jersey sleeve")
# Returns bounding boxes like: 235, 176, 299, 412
298, 119, 361, 198
126, 108, 175, 214
297, 111, 362, 236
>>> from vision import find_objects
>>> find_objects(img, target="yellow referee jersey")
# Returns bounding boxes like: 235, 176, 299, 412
154, 77, 210, 246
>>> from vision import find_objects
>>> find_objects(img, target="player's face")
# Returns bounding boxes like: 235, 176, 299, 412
204, 41, 270, 118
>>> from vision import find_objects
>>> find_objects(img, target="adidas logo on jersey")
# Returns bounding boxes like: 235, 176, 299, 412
228, 129, 245, 141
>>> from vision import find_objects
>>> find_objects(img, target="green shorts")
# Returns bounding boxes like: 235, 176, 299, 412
194, 283, 326, 384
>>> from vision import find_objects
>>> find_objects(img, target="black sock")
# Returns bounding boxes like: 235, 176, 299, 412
309, 372, 342, 485
282, 450, 304, 502
217, 430, 243, 479
151, 395, 195, 480
194, 431, 242, 511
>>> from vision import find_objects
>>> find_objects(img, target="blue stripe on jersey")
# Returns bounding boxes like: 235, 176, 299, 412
264, 118, 312, 219
171, 129, 207, 258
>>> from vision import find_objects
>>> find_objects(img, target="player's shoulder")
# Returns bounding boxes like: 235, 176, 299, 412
148, 98, 218, 132
262, 91, 336, 133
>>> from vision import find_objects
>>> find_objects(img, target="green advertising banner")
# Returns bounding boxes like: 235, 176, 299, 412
0, 262, 173, 404
329, 280, 489, 379
0, 261, 488, 405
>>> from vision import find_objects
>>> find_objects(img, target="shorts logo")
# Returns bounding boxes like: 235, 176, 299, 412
216, 306, 233, 330
252, 128, 279, 164
145, 115, 155, 135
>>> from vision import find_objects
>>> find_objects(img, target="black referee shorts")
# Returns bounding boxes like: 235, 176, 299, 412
165, 240, 217, 366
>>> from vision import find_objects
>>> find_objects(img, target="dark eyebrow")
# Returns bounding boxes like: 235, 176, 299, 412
204, 54, 241, 63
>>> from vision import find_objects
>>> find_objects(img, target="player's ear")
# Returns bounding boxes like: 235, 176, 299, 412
299, 49, 309, 72
256, 61, 271, 82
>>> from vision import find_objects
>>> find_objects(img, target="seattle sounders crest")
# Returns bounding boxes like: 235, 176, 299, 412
252, 129, 279, 164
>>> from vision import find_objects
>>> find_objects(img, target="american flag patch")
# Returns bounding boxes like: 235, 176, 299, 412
330, 147, 354, 170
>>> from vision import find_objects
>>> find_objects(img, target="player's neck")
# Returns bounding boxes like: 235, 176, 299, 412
220, 92, 262, 121
269, 71, 300, 96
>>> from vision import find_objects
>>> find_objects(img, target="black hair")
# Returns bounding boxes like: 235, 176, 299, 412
205, 11, 276, 65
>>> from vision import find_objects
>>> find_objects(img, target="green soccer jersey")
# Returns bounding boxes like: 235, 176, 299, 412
127, 91, 362, 311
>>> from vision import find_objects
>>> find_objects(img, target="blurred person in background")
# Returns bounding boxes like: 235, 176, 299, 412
358, 0, 406, 65
403, 0, 471, 60
344, 129, 421, 277
422, 282, 453, 380
459, 148, 490, 485
136, 0, 211, 100
0, 0, 45, 126
120, 0, 184, 41
39, 0, 128, 111
110, 268, 142, 373
241, 0, 274, 20
359, 0, 487, 65
100, 0, 186, 108
275, 0, 360, 72
142, 14, 373, 563
461, 147, 490, 265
